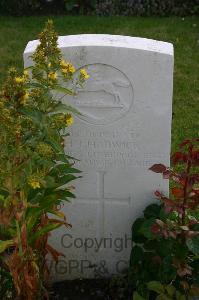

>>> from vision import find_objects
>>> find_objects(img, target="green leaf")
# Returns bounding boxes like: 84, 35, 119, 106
56, 190, 76, 199
43, 176, 56, 188
176, 292, 186, 300
51, 102, 80, 115
131, 218, 146, 243
139, 218, 156, 239
133, 291, 146, 300
191, 224, 199, 231
29, 222, 62, 244
186, 236, 199, 255
147, 281, 164, 294
130, 245, 144, 266
0, 267, 13, 296
0, 240, 13, 253
52, 163, 81, 174
0, 189, 9, 198
174, 242, 188, 259
57, 174, 80, 185
56, 153, 79, 163
165, 285, 176, 297
19, 107, 44, 125
160, 256, 177, 282
25, 82, 46, 90
53, 85, 75, 96
144, 203, 161, 219
47, 138, 64, 153
156, 295, 171, 300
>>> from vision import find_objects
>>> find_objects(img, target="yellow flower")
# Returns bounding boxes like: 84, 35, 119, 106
30, 180, 41, 189
48, 62, 52, 68
80, 68, 90, 80
28, 177, 41, 189
20, 92, 29, 105
15, 125, 22, 135
62, 68, 68, 74
61, 60, 76, 74
65, 114, 74, 126
36, 142, 53, 157
60, 59, 68, 68
15, 76, 25, 84
68, 64, 76, 74
23, 70, 29, 78
48, 71, 57, 81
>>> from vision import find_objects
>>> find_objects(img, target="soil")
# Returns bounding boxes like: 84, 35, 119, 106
50, 277, 130, 300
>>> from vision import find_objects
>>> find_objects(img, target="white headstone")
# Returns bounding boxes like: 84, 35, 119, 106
24, 34, 173, 281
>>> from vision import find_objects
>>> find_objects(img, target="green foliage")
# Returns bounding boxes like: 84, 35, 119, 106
0, 20, 89, 299
64, 0, 97, 14
0, 0, 42, 15
129, 139, 199, 299
95, 0, 199, 16
147, 281, 192, 300
133, 291, 146, 300
0, 267, 13, 299
0, 0, 198, 16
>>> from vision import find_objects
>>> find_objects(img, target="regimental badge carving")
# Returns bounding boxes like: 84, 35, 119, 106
70, 64, 134, 125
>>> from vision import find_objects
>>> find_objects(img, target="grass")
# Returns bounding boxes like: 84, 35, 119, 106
0, 16, 198, 150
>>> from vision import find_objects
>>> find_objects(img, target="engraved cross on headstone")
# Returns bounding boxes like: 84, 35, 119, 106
73, 170, 132, 240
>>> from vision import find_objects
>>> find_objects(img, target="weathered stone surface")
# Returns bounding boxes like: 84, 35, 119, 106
24, 34, 174, 281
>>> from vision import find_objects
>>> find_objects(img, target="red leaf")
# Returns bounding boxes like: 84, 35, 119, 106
177, 173, 187, 186
149, 164, 167, 173
177, 265, 192, 277
151, 223, 161, 234
183, 154, 188, 162
163, 169, 172, 179
162, 229, 169, 238
189, 174, 199, 185
179, 139, 191, 148
191, 151, 199, 166
187, 200, 199, 210
46, 244, 65, 263
172, 152, 186, 164
163, 198, 175, 206
154, 190, 162, 198
175, 205, 184, 214
164, 206, 174, 214
171, 187, 184, 198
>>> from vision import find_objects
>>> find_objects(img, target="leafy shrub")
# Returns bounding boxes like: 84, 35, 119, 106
129, 139, 199, 299
64, 0, 97, 14
0, 0, 198, 15
95, 0, 199, 16
0, 0, 65, 15
0, 0, 96, 15
0, 20, 89, 299
0, 0, 42, 15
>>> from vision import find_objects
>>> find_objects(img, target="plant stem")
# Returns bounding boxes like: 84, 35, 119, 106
182, 145, 192, 225
15, 220, 23, 256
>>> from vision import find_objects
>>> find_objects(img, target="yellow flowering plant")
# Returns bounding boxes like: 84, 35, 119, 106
0, 20, 89, 299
